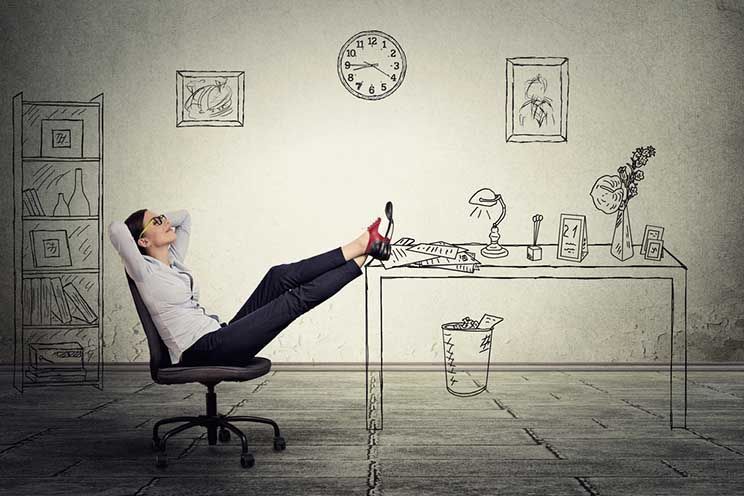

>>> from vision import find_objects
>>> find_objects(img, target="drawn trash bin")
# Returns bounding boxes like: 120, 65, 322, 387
441, 313, 503, 397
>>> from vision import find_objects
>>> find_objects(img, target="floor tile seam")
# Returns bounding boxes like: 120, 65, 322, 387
53, 475, 376, 479
684, 427, 744, 457
361, 474, 691, 478
575, 476, 600, 496
0, 428, 52, 456
49, 459, 84, 477
659, 459, 689, 477
134, 477, 160, 496
367, 429, 381, 496
687, 379, 744, 400
77, 399, 120, 419
48, 474, 701, 479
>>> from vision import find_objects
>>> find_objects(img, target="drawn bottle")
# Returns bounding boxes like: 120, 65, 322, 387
67, 168, 91, 216
53, 193, 70, 216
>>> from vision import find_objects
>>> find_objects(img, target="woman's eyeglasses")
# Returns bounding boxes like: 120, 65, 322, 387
139, 214, 167, 239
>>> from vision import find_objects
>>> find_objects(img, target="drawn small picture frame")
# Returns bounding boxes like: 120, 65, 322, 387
41, 119, 83, 157
645, 239, 664, 261
29, 230, 72, 268
640, 224, 664, 255
557, 213, 588, 262
506, 57, 569, 143
176, 70, 245, 127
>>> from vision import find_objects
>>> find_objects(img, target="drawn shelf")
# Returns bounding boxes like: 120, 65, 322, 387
24, 268, 100, 274
24, 216, 99, 220
24, 325, 100, 330
23, 157, 100, 163
13, 92, 104, 392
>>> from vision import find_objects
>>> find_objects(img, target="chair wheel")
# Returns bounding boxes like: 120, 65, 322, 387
273, 436, 286, 451
240, 453, 255, 468
155, 453, 168, 468
218, 428, 231, 443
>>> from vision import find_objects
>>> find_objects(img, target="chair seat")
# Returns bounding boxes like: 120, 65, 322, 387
156, 357, 272, 385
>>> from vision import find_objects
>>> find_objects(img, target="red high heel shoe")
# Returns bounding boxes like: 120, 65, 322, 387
365, 202, 395, 261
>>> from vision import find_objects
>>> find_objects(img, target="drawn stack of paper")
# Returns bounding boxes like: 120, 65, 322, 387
381, 238, 481, 273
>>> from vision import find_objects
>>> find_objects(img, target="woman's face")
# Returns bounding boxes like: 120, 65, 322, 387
137, 210, 176, 252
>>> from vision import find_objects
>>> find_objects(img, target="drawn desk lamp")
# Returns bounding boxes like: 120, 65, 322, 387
468, 187, 508, 258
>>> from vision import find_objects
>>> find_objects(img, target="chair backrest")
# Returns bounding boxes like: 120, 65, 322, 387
125, 272, 172, 381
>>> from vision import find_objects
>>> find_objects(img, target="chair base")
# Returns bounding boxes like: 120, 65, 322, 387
151, 384, 285, 468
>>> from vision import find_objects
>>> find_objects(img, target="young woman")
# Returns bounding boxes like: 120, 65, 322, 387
109, 202, 394, 367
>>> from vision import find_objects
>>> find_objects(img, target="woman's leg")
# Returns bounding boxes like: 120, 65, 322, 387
228, 232, 370, 323
188, 259, 363, 366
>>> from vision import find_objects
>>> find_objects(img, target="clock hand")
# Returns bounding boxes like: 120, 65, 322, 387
369, 64, 392, 79
352, 61, 378, 71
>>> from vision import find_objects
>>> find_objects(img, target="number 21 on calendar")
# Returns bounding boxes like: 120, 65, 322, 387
557, 213, 588, 262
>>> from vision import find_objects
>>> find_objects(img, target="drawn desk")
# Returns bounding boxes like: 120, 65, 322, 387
363, 243, 688, 430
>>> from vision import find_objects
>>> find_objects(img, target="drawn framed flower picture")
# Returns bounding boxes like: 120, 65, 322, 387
506, 57, 569, 143
176, 71, 245, 127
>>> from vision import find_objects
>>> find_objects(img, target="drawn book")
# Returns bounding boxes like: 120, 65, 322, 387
63, 282, 98, 324
50, 277, 73, 324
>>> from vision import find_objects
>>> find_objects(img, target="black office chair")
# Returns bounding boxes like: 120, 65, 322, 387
125, 273, 286, 469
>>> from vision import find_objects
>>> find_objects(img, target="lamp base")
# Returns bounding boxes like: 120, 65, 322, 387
481, 244, 509, 258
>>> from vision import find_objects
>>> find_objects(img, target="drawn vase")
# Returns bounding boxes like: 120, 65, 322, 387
52, 193, 70, 216
610, 204, 633, 261
67, 168, 91, 216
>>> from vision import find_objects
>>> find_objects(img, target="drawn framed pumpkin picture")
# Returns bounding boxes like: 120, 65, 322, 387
176, 70, 245, 127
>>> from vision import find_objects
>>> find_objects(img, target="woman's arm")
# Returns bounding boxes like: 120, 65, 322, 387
108, 221, 150, 282
165, 209, 191, 262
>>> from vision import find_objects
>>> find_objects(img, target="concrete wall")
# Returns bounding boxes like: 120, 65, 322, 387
1, 0, 743, 364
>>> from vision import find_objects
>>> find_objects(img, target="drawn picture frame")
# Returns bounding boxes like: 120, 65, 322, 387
640, 224, 665, 255
29, 230, 72, 268
41, 119, 83, 157
557, 213, 588, 262
176, 70, 245, 127
645, 239, 664, 261
506, 57, 569, 143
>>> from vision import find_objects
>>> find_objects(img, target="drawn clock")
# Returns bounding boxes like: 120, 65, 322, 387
337, 30, 407, 100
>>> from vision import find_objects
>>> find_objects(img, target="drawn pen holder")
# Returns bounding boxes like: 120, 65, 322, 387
527, 245, 542, 261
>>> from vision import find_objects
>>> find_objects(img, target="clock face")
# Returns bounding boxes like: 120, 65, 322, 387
337, 30, 407, 100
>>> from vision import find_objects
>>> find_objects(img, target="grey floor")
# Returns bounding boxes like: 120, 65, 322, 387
1, 369, 743, 495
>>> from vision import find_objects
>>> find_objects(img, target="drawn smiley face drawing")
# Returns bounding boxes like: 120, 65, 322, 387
337, 30, 407, 100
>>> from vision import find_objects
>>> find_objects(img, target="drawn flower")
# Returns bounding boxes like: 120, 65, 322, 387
590, 175, 626, 214
592, 145, 655, 214
630, 146, 656, 168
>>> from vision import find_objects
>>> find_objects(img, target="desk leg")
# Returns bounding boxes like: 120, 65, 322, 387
365, 269, 383, 431
669, 270, 688, 429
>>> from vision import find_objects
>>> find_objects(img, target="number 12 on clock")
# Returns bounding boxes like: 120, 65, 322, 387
557, 213, 588, 262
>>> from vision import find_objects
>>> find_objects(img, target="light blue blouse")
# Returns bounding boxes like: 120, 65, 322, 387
108, 210, 221, 364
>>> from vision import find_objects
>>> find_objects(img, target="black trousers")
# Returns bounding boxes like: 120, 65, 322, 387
178, 247, 362, 367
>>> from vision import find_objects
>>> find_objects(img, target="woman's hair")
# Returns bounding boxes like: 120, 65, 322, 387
124, 209, 148, 256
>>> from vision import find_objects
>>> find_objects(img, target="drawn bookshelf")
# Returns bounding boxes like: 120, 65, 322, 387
12, 92, 104, 391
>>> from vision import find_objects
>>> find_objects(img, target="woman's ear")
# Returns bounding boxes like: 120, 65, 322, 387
138, 237, 149, 248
